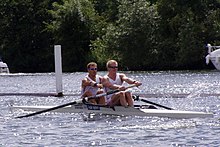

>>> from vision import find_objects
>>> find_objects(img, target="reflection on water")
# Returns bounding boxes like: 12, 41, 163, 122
0, 71, 220, 146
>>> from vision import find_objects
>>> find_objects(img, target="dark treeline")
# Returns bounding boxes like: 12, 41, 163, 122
0, 0, 219, 72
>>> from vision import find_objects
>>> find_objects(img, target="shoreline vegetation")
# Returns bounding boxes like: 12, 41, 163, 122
0, 0, 219, 72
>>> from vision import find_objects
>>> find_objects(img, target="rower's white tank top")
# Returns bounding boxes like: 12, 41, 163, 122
104, 73, 123, 103
81, 75, 101, 96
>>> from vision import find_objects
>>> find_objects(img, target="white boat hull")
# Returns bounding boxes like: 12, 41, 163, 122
13, 103, 213, 119
206, 44, 220, 70
0, 61, 9, 73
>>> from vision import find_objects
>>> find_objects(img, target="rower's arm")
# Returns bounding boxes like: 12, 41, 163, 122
121, 74, 134, 84
82, 78, 102, 88
81, 78, 90, 88
121, 74, 142, 86
102, 77, 124, 90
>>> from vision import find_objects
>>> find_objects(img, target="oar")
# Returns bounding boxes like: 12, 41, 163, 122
133, 95, 173, 110
15, 101, 78, 119
16, 84, 137, 118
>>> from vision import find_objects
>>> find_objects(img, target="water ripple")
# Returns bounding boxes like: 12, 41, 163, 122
0, 71, 220, 146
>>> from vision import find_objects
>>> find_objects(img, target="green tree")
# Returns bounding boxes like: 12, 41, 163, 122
157, 0, 220, 70
116, 0, 160, 70
90, 0, 119, 23
91, 0, 160, 70
0, 0, 55, 72
47, 0, 103, 71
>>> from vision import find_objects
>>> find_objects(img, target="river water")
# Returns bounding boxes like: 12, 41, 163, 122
0, 71, 220, 146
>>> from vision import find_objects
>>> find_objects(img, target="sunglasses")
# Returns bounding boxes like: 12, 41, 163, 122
108, 66, 118, 69
88, 68, 97, 71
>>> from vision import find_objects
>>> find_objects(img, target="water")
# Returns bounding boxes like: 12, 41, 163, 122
0, 71, 220, 146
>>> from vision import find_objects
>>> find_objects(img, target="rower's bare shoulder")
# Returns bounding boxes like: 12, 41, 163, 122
101, 76, 111, 86
81, 78, 89, 86
101, 76, 108, 83
82, 78, 88, 82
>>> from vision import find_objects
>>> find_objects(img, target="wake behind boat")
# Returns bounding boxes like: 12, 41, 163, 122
13, 101, 213, 119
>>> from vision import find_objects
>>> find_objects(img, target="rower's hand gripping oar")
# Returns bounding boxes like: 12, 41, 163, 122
15, 84, 137, 118
133, 95, 173, 110
85, 84, 137, 99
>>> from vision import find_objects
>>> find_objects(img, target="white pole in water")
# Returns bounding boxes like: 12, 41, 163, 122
54, 45, 63, 96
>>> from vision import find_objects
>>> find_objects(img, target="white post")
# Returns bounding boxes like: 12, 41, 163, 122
207, 44, 212, 54
54, 45, 63, 96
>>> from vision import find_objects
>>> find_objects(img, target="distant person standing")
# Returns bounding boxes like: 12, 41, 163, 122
102, 60, 142, 107
81, 62, 105, 105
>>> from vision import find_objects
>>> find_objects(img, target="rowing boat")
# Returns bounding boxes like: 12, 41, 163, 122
13, 103, 213, 119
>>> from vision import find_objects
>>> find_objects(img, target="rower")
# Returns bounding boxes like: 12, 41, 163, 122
102, 60, 142, 107
81, 62, 105, 105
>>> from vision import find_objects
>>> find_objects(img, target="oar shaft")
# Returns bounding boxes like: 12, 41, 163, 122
140, 99, 173, 110
16, 101, 77, 118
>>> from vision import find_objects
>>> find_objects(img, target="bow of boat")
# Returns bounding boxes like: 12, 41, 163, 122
139, 109, 213, 119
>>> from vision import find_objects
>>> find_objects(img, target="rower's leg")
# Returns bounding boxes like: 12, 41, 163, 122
109, 92, 127, 107
125, 91, 134, 107
82, 91, 97, 104
99, 97, 106, 105
88, 99, 97, 104
119, 92, 127, 106
97, 90, 106, 105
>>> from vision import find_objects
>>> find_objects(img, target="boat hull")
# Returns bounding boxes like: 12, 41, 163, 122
206, 44, 220, 70
13, 103, 213, 119
0, 61, 9, 73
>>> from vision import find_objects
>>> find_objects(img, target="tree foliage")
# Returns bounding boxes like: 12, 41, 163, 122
91, 0, 160, 70
0, 0, 219, 72
0, 0, 55, 72
157, 0, 220, 69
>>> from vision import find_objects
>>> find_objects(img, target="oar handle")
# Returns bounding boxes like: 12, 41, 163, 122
86, 84, 137, 100
105, 84, 137, 95
125, 84, 137, 89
